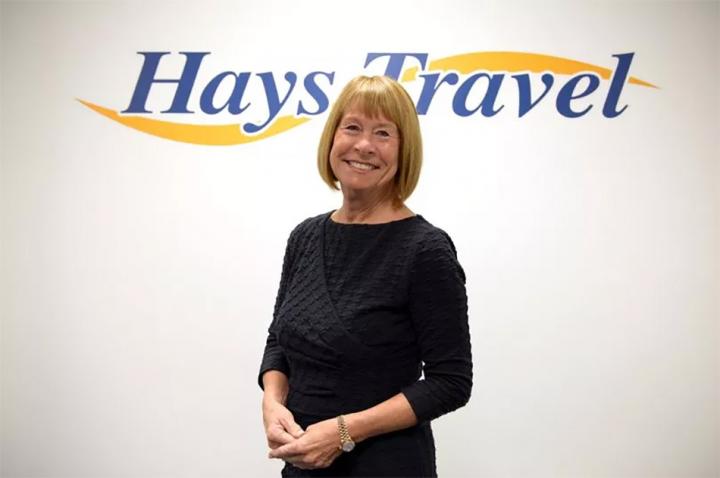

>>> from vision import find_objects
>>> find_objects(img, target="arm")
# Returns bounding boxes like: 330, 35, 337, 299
401, 228, 473, 421
262, 370, 304, 449
338, 232, 473, 439
260, 229, 304, 448
258, 226, 298, 389
343, 392, 417, 442
262, 370, 290, 405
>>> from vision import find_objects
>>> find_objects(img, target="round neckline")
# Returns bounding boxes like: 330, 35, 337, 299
326, 210, 421, 227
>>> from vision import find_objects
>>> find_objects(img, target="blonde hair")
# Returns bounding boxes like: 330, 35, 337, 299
317, 75, 423, 203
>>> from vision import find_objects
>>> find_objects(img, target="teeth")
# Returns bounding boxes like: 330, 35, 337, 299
348, 161, 375, 171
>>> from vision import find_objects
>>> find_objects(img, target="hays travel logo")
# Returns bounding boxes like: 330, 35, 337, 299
78, 51, 657, 146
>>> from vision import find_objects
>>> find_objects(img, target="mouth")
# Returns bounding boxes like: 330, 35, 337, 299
344, 160, 378, 172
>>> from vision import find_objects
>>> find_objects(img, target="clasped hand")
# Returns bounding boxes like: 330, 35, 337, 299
263, 399, 342, 470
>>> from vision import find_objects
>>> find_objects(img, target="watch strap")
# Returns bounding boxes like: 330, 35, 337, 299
337, 415, 355, 451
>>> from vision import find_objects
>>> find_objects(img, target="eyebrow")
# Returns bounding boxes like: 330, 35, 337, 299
341, 116, 397, 129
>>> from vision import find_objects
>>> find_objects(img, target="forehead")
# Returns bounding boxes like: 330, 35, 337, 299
340, 103, 397, 126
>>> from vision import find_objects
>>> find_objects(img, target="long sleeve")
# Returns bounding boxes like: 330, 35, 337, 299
401, 229, 473, 422
257, 228, 297, 390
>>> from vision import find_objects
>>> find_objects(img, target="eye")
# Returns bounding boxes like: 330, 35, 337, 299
375, 129, 391, 137
343, 124, 361, 132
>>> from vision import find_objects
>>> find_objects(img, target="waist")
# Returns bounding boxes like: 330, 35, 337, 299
286, 386, 399, 420
286, 364, 421, 416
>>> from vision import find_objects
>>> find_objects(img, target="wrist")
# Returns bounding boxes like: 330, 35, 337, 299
262, 390, 287, 407
261, 371, 289, 405
263, 395, 284, 408
336, 415, 356, 452
343, 412, 369, 443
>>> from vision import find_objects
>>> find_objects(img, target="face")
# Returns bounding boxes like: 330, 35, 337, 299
329, 107, 400, 198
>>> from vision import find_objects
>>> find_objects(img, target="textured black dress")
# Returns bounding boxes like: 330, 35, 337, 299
259, 211, 472, 477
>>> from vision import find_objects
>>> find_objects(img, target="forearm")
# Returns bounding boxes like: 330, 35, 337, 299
262, 370, 290, 405
344, 392, 418, 443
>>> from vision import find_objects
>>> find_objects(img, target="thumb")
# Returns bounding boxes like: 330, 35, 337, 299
280, 416, 305, 438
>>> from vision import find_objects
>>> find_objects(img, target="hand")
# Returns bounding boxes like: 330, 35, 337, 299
268, 417, 343, 470
262, 398, 305, 450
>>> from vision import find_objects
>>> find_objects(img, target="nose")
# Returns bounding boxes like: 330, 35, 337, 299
353, 133, 376, 155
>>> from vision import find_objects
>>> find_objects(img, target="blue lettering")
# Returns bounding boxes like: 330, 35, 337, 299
199, 72, 251, 115
122, 51, 209, 114
364, 52, 428, 80
242, 72, 297, 134
416, 72, 459, 115
556, 74, 600, 117
514, 73, 554, 117
603, 52, 633, 118
297, 71, 335, 115
117, 51, 644, 129
452, 73, 505, 117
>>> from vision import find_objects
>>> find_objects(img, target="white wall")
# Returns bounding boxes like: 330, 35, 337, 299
1, 1, 718, 477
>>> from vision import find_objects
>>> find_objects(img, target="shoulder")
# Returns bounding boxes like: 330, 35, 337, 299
286, 211, 331, 243
410, 216, 459, 257
407, 216, 466, 282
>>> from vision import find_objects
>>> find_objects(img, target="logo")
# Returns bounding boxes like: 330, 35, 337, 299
79, 51, 656, 146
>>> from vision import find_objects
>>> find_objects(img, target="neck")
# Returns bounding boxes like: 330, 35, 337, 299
334, 187, 407, 224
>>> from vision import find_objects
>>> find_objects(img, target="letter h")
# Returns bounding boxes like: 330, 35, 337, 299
122, 52, 209, 114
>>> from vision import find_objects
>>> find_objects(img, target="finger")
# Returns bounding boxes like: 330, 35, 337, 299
267, 426, 296, 446
269, 442, 299, 459
291, 461, 310, 470
282, 456, 311, 470
279, 416, 305, 438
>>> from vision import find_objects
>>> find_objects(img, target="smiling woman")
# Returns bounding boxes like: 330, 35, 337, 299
258, 75, 472, 477
329, 111, 399, 192
317, 75, 423, 216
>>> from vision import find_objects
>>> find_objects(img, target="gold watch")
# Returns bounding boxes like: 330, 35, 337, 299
337, 415, 355, 452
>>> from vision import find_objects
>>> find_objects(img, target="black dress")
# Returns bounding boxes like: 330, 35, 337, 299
259, 211, 472, 477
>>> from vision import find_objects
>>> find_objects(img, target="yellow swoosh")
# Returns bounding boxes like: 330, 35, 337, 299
77, 99, 311, 145
401, 51, 657, 88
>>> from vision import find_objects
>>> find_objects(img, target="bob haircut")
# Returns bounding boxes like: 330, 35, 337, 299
317, 75, 423, 203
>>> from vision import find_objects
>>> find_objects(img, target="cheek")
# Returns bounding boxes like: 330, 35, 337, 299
329, 137, 347, 161
386, 147, 400, 170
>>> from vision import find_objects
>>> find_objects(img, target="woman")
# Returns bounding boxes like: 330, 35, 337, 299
258, 75, 472, 477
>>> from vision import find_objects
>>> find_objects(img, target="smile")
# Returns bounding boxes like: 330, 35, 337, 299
345, 160, 378, 172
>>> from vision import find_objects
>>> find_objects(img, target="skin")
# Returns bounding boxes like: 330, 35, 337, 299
329, 105, 415, 224
262, 108, 419, 470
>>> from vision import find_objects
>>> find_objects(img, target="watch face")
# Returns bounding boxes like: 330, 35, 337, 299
342, 441, 355, 452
